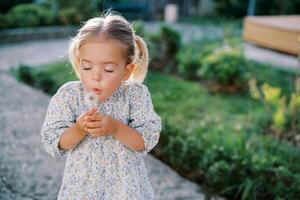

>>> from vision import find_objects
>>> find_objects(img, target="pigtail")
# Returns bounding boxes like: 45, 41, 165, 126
128, 35, 149, 84
68, 38, 81, 79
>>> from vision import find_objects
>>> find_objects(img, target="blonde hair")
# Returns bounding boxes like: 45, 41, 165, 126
68, 13, 149, 84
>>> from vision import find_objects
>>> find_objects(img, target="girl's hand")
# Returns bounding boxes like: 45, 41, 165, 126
75, 108, 97, 137
84, 114, 119, 138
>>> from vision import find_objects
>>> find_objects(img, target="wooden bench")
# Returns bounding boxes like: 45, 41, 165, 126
243, 15, 300, 55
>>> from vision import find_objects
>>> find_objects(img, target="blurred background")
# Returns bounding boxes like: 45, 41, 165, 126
0, 0, 300, 200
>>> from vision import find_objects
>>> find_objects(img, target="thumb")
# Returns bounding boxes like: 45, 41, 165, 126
86, 107, 97, 116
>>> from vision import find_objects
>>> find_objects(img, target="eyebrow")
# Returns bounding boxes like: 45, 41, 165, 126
80, 58, 92, 63
80, 58, 118, 66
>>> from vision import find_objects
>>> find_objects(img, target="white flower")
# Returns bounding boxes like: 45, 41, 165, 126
84, 92, 99, 108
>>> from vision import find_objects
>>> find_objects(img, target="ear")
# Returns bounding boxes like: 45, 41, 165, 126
123, 63, 135, 80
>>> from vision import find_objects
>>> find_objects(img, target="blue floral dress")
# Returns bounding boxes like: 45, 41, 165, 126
41, 81, 162, 200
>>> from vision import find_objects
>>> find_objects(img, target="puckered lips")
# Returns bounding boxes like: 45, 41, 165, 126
92, 88, 101, 95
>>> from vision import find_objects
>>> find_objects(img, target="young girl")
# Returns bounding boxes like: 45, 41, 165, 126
41, 13, 162, 199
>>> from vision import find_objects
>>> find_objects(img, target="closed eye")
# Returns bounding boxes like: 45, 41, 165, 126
104, 70, 114, 73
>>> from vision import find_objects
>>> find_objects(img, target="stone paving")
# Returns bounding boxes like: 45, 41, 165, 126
0, 38, 69, 71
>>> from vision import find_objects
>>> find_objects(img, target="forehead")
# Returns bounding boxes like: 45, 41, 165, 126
79, 39, 126, 65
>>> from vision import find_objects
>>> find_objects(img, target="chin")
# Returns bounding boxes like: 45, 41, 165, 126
97, 94, 109, 103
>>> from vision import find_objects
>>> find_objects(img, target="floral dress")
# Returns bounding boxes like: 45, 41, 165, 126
41, 81, 162, 200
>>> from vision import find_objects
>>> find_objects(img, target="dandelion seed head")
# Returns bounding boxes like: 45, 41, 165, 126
84, 92, 99, 108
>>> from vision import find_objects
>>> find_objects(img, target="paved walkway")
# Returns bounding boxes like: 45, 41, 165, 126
244, 43, 300, 72
0, 38, 68, 71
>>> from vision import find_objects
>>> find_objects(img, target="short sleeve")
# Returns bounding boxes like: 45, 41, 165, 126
41, 83, 76, 158
128, 84, 162, 156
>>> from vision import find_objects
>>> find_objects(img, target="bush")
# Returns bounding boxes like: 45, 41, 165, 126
132, 20, 145, 37
0, 0, 33, 13
249, 78, 300, 143
160, 24, 181, 57
35, 71, 57, 94
213, 0, 247, 18
16, 65, 35, 85
148, 24, 181, 73
157, 119, 300, 200
14, 65, 57, 94
0, 13, 9, 29
198, 46, 250, 87
6, 3, 54, 28
55, 0, 100, 25
213, 0, 300, 18
176, 41, 219, 79
58, 7, 84, 25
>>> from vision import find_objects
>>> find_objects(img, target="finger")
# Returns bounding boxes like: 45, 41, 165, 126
85, 115, 102, 122
84, 121, 102, 129
85, 108, 97, 116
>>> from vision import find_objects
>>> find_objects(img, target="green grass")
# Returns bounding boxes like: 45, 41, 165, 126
146, 71, 266, 135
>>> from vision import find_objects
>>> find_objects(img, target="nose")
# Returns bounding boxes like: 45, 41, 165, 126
92, 69, 102, 82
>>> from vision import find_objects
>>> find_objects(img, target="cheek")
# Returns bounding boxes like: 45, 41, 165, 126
105, 74, 122, 86
104, 73, 123, 89
79, 71, 92, 89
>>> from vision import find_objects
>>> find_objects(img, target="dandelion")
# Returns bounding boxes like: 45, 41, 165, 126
84, 92, 99, 108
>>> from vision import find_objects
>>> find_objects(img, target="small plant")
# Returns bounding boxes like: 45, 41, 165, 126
176, 41, 218, 79
14, 65, 57, 94
248, 77, 300, 142
6, 3, 54, 28
198, 46, 250, 93
148, 24, 181, 73
132, 20, 144, 37
16, 65, 35, 85
58, 7, 84, 25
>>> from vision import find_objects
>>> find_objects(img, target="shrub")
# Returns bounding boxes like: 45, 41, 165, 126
176, 41, 219, 79
0, 0, 33, 13
55, 0, 99, 25
58, 7, 84, 25
213, 0, 300, 18
249, 77, 300, 142
213, 0, 247, 18
35, 71, 57, 94
6, 3, 54, 28
0, 13, 9, 29
157, 119, 300, 200
198, 46, 250, 87
16, 65, 35, 85
14, 65, 57, 94
132, 20, 145, 37
148, 24, 181, 73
